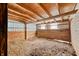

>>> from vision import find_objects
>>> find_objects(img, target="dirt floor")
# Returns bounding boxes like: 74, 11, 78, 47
8, 37, 76, 56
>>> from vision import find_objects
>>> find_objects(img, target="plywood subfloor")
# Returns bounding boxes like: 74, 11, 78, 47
8, 37, 76, 56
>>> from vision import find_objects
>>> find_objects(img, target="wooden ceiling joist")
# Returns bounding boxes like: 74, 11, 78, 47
35, 9, 78, 24
68, 3, 77, 20
36, 19, 69, 24
58, 3, 76, 20
58, 3, 63, 21
73, 3, 77, 10
8, 16, 25, 23
38, 4, 57, 22
17, 3, 46, 19
8, 3, 42, 20
8, 3, 79, 24
8, 13, 31, 23
8, 16, 33, 24
38, 4, 52, 17
8, 8, 37, 22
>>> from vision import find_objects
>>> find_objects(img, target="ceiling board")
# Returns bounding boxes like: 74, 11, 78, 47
8, 13, 32, 23
58, 3, 76, 20
8, 3, 42, 20
8, 9, 37, 22
40, 3, 59, 16
18, 3, 49, 18
8, 3, 78, 23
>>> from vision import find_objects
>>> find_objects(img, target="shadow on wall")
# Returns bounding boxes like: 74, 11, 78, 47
71, 13, 79, 56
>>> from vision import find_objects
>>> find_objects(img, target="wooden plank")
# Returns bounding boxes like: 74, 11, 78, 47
69, 20, 71, 42
0, 3, 7, 56
58, 3, 63, 21
25, 23, 27, 40
35, 9, 78, 24
39, 3, 58, 22
17, 3, 45, 19
8, 13, 31, 23
8, 13, 36, 23
8, 3, 42, 20
8, 8, 37, 22
38, 4, 52, 17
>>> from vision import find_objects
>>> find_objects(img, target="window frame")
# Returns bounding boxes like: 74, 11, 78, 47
8, 20, 25, 32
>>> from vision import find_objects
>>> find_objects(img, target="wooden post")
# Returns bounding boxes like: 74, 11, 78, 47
36, 24, 39, 36
25, 23, 27, 40
46, 23, 49, 30
69, 20, 71, 42
0, 4, 7, 56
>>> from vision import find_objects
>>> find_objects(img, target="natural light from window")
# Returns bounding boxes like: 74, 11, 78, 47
8, 20, 24, 31
49, 23, 58, 29
40, 24, 46, 29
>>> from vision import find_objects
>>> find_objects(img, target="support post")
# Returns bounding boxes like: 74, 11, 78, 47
25, 23, 27, 40
0, 4, 7, 56
69, 20, 71, 42
36, 24, 39, 36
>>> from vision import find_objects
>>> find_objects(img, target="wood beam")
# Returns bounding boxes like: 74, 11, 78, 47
17, 3, 45, 19
8, 16, 25, 23
69, 20, 71, 42
36, 19, 69, 24
57, 4, 61, 16
68, 3, 77, 20
58, 3, 63, 21
8, 8, 37, 22
0, 4, 7, 56
17, 3, 43, 19
8, 13, 36, 23
8, 13, 28, 23
8, 15, 34, 24
8, 16, 34, 24
38, 4, 52, 17
73, 3, 77, 10
24, 23, 27, 40
8, 3, 42, 20
35, 9, 78, 24
38, 4, 57, 22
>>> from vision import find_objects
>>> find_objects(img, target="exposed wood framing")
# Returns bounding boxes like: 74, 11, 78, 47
25, 23, 27, 40
8, 8, 37, 22
8, 3, 77, 24
0, 4, 7, 56
38, 4, 57, 22
8, 16, 25, 23
17, 3, 45, 19
35, 9, 78, 24
68, 3, 77, 20
69, 20, 71, 42
8, 3, 42, 20
8, 13, 29, 23
73, 3, 77, 10
38, 4, 52, 17
57, 3, 63, 21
